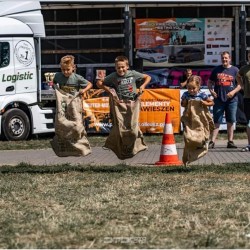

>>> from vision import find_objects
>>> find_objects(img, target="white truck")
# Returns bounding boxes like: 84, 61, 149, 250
0, 1, 56, 141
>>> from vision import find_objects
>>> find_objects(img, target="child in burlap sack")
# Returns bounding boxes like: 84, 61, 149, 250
181, 75, 214, 165
96, 55, 151, 159
51, 55, 93, 157
53, 55, 93, 95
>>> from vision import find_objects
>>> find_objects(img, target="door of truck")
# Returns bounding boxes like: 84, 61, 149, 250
0, 38, 16, 96
13, 38, 37, 94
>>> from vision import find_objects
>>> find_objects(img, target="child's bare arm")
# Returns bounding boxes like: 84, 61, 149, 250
79, 81, 93, 94
201, 98, 214, 107
139, 74, 151, 92
96, 79, 112, 94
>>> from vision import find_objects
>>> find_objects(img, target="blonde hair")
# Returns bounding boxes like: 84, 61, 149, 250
187, 75, 201, 88
60, 55, 75, 67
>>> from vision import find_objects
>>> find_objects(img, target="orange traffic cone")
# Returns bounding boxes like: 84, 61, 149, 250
155, 113, 183, 166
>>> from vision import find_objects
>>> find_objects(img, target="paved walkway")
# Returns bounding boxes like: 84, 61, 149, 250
0, 139, 249, 167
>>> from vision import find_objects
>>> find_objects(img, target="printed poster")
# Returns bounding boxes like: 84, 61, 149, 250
139, 89, 181, 133
82, 89, 181, 134
135, 18, 205, 66
135, 18, 232, 66
135, 18, 204, 48
205, 18, 232, 65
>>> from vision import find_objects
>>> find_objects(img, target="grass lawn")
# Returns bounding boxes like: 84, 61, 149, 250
0, 163, 249, 248
0, 131, 247, 150
0, 131, 249, 248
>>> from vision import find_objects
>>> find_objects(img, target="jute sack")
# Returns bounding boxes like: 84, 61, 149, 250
104, 89, 147, 160
181, 100, 214, 165
51, 89, 91, 157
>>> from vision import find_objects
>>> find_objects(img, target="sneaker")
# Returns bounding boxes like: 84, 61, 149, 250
227, 141, 237, 148
208, 141, 215, 149
241, 146, 250, 152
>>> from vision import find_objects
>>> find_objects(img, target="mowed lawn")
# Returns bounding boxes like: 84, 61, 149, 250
0, 162, 249, 248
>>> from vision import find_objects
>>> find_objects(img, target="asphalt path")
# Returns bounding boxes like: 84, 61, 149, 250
0, 139, 249, 167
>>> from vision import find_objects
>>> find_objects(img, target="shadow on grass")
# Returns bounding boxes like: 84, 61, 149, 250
0, 162, 249, 175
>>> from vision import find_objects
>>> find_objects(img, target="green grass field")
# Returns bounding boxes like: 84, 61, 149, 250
0, 131, 249, 248
0, 131, 247, 150
0, 163, 249, 248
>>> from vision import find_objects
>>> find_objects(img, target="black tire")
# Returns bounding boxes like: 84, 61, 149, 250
2, 108, 30, 141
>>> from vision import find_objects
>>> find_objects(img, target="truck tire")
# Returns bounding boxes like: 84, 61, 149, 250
2, 108, 30, 141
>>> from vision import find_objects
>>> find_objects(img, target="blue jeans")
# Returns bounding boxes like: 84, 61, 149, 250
213, 98, 237, 123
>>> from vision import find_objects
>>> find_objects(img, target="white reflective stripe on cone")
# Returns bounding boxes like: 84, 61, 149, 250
164, 123, 173, 134
160, 144, 177, 155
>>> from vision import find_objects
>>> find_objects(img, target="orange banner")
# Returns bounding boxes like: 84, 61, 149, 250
82, 89, 111, 133
139, 89, 180, 133
83, 89, 181, 134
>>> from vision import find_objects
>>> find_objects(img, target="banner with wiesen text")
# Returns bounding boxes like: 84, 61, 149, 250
82, 89, 181, 134
139, 89, 180, 133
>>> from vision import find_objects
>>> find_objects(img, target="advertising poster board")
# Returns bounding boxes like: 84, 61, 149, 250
135, 18, 205, 66
135, 18, 232, 67
83, 89, 111, 133
82, 89, 232, 133
135, 18, 204, 48
139, 89, 181, 133
204, 18, 232, 65
83, 89, 181, 134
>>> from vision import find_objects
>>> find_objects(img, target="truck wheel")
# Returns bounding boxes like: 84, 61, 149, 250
2, 109, 30, 141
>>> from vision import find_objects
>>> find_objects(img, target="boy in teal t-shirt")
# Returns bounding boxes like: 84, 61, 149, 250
96, 55, 151, 101
53, 55, 93, 95
96, 55, 151, 159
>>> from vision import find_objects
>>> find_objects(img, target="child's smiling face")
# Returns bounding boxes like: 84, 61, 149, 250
115, 61, 129, 76
187, 81, 199, 96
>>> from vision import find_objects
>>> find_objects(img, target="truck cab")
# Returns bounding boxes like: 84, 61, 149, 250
0, 1, 55, 140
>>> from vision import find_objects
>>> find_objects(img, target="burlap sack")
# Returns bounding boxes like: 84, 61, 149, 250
51, 89, 91, 157
104, 89, 147, 160
181, 100, 215, 165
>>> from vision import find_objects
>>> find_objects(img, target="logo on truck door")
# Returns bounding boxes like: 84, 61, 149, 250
14, 40, 35, 66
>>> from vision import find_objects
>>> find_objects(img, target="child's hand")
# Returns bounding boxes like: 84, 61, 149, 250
139, 86, 144, 94
200, 100, 205, 107
201, 100, 210, 107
